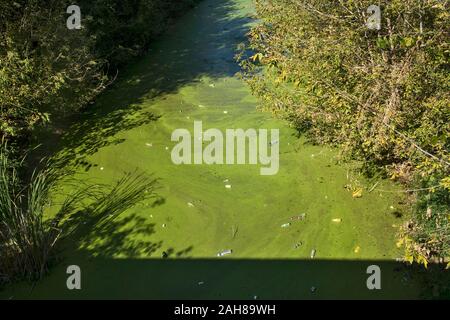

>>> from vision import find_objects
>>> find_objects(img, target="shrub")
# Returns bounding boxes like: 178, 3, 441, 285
240, 0, 449, 265
0, 0, 199, 140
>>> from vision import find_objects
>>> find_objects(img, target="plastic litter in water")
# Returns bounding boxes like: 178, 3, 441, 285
310, 249, 316, 259
217, 249, 232, 257
294, 242, 303, 249
290, 213, 306, 221
281, 223, 291, 228
225, 185, 232, 189
332, 218, 342, 223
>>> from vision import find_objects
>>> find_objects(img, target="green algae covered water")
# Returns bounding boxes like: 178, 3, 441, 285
2, 0, 432, 299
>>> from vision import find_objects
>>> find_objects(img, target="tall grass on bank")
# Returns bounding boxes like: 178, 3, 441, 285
0, 141, 65, 282
0, 141, 158, 285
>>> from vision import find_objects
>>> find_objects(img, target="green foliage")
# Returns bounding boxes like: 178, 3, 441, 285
79, 0, 199, 68
241, 0, 449, 263
0, 140, 158, 285
0, 0, 196, 285
0, 0, 198, 140
0, 140, 63, 283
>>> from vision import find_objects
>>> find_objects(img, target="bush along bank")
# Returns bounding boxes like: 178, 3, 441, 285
1, 0, 199, 142
0, 0, 199, 286
239, 0, 449, 267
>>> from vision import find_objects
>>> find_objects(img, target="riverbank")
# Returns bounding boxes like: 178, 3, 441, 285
2, 0, 445, 299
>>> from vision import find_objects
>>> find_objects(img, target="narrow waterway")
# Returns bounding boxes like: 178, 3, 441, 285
3, 0, 426, 299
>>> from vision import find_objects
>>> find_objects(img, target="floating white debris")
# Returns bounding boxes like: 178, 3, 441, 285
225, 185, 232, 189
281, 223, 291, 228
332, 218, 342, 223
223, 179, 229, 183
217, 249, 232, 257
162, 223, 167, 228
209, 84, 215, 88
198, 104, 206, 108
100, 167, 104, 171
198, 281, 205, 285
310, 249, 316, 259
253, 295, 258, 300
187, 202, 195, 208
165, 146, 169, 150
223, 111, 228, 114
146, 143, 153, 147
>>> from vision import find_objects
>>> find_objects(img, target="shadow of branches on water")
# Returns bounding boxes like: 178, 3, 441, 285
49, 171, 177, 259
50, 110, 161, 172
30, 0, 254, 172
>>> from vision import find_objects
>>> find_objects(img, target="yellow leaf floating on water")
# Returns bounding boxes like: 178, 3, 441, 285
352, 188, 363, 198
354, 246, 360, 254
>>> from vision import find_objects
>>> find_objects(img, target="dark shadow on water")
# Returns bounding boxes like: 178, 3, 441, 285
30, 0, 254, 171
15, 1, 450, 301
2, 168, 449, 300
11, 257, 450, 300
53, 171, 165, 258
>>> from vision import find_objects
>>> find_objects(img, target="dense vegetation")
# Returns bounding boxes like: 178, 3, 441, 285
0, 0, 196, 285
240, 0, 449, 266
1, 0, 198, 141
